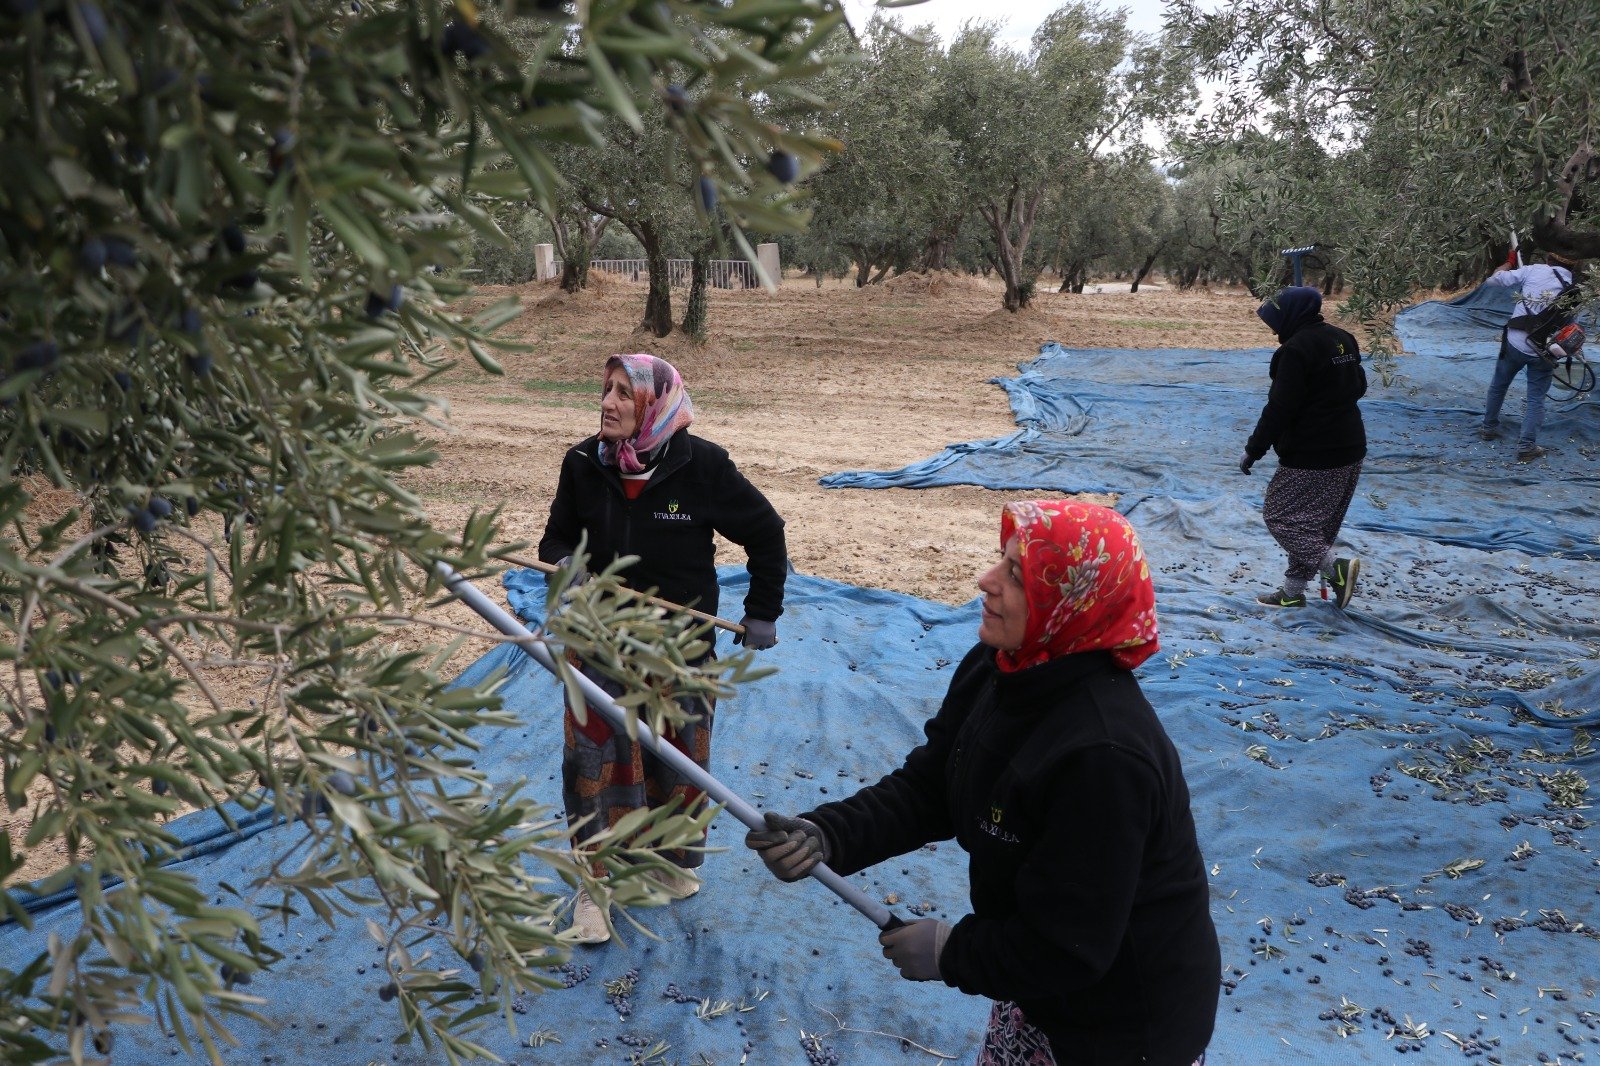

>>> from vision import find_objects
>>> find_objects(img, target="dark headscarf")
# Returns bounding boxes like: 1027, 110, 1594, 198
1256, 286, 1324, 341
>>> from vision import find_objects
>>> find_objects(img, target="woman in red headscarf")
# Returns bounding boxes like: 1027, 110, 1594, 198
746, 501, 1218, 1066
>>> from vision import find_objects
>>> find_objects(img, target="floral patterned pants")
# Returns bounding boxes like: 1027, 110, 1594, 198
561, 660, 713, 869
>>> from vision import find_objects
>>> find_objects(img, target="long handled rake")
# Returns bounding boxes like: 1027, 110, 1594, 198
434, 561, 904, 931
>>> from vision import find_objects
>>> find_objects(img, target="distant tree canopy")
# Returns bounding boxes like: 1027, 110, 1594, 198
781, 7, 1191, 311
462, 0, 1600, 324
1169, 0, 1600, 317
0, 0, 842, 1061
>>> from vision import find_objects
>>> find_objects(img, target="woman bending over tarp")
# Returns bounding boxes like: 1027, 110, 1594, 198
1237, 285, 1366, 609
539, 353, 788, 943
746, 500, 1219, 1066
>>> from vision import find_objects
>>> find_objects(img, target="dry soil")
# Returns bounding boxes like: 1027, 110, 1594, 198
420, 271, 1270, 609
8, 271, 1273, 883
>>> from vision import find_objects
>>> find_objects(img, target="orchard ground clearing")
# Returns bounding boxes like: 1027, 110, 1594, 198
0, 274, 1311, 883
421, 272, 1278, 603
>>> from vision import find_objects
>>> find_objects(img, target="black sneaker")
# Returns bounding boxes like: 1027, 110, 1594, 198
1327, 557, 1361, 609
1257, 589, 1305, 608
1516, 445, 1548, 463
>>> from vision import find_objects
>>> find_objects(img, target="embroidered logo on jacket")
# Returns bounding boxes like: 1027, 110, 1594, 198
654, 498, 693, 521
977, 804, 1020, 844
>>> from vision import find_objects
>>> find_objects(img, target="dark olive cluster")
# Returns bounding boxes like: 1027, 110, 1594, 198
800, 1032, 841, 1066
42, 669, 81, 691
127, 495, 174, 533
558, 962, 591, 988
219, 964, 253, 987
1401, 936, 1433, 965
15, 340, 59, 372
440, 19, 490, 61
215, 222, 259, 293
605, 967, 639, 1019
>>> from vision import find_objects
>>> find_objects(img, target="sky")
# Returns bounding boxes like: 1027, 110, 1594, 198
840, 0, 1173, 52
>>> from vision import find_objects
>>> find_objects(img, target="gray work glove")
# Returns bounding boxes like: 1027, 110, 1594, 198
1238, 451, 1255, 476
734, 617, 777, 650
879, 918, 952, 982
744, 811, 827, 882
554, 555, 589, 588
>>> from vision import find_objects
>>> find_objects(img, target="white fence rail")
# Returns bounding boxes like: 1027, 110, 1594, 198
590, 258, 759, 290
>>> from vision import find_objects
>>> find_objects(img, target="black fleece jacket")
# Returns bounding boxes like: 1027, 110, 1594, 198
1245, 318, 1367, 469
805, 645, 1219, 1066
537, 429, 787, 622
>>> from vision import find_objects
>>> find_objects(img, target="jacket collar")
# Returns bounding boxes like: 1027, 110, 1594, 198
582, 428, 693, 491
988, 646, 1119, 710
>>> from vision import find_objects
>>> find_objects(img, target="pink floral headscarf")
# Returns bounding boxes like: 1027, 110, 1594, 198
598, 354, 695, 473
995, 500, 1160, 673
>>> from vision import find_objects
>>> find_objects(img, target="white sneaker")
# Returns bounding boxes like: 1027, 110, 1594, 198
567, 889, 611, 944
652, 866, 701, 899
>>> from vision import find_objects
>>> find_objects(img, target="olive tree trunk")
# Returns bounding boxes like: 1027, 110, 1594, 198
635, 223, 673, 338
680, 240, 711, 341
977, 182, 1046, 312
1130, 239, 1167, 293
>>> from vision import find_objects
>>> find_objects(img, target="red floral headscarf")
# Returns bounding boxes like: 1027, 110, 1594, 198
995, 500, 1160, 673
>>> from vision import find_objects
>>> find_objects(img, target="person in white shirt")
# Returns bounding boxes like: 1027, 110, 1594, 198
1480, 250, 1583, 461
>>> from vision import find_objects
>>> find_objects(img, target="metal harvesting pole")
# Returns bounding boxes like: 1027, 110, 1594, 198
434, 561, 903, 931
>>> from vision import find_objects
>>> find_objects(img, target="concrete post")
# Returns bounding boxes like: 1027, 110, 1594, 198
534, 243, 556, 282
756, 243, 781, 288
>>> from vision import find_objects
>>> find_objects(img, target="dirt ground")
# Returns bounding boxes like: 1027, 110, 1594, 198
418, 271, 1270, 611
7, 271, 1272, 884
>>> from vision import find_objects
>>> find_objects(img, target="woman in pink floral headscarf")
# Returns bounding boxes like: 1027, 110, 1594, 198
540, 354, 788, 943
747, 501, 1218, 1065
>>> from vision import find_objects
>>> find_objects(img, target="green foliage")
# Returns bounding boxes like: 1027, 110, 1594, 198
794, 19, 959, 284
944, 8, 1167, 310
465, 209, 556, 285
0, 0, 845, 1060
794, 6, 1191, 307
1036, 153, 1174, 291
1170, 0, 1600, 330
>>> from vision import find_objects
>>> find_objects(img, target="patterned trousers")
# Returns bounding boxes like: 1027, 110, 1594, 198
1261, 461, 1362, 582
561, 659, 714, 870
976, 1001, 1207, 1066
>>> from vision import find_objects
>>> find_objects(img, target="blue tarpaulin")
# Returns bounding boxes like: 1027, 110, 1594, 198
0, 572, 997, 1064
809, 297, 1600, 1063
1394, 282, 1519, 357
821, 339, 1600, 560
4, 291, 1599, 1064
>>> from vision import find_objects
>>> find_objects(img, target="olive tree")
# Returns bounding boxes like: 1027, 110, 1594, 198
1170, 0, 1600, 317
1034, 153, 1174, 292
0, 0, 844, 1061
938, 5, 1173, 311
799, 19, 960, 284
